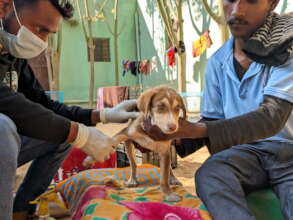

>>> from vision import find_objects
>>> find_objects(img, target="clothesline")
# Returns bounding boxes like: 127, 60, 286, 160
166, 30, 213, 67
122, 56, 157, 77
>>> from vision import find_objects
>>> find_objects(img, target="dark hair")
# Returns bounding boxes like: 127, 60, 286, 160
14, 0, 74, 19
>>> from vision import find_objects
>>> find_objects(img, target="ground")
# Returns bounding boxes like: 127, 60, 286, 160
15, 122, 210, 218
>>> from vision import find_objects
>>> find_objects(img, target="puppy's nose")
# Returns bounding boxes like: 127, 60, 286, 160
168, 123, 177, 131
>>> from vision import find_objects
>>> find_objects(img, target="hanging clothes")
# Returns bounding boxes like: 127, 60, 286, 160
122, 60, 131, 76
122, 56, 157, 77
139, 59, 150, 75
192, 30, 213, 58
167, 46, 176, 67
129, 61, 138, 76
150, 56, 158, 72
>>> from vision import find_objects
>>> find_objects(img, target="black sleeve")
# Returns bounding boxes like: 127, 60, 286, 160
0, 81, 71, 143
17, 60, 93, 126
205, 96, 292, 154
175, 118, 213, 158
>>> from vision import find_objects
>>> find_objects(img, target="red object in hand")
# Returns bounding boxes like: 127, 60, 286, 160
54, 148, 116, 182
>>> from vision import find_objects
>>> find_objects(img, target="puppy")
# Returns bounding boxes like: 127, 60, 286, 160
84, 86, 186, 202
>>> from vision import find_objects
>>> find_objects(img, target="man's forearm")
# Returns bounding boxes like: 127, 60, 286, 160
67, 110, 101, 144
66, 122, 79, 143
205, 96, 292, 154
91, 110, 101, 125
175, 96, 292, 155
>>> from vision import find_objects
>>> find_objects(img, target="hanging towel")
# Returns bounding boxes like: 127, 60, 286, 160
101, 86, 129, 108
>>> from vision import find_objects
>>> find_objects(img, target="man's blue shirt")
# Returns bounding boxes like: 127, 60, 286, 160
201, 37, 293, 143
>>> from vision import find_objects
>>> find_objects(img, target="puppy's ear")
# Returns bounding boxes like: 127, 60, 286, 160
177, 95, 187, 119
137, 89, 157, 115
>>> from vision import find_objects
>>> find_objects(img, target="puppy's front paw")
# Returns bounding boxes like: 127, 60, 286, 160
165, 192, 181, 202
169, 176, 182, 186
124, 177, 138, 187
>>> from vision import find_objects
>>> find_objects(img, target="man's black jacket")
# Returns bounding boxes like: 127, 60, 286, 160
0, 53, 92, 144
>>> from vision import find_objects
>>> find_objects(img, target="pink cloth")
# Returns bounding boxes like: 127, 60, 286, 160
72, 185, 113, 220
96, 86, 129, 110
121, 201, 203, 220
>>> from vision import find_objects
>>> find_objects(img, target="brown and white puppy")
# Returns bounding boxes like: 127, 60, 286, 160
83, 86, 186, 202
115, 86, 186, 202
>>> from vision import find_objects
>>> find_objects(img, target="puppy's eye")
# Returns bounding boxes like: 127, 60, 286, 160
157, 104, 166, 111
174, 106, 180, 112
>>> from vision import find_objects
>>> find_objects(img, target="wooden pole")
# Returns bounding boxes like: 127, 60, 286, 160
85, 0, 96, 108
114, 0, 119, 86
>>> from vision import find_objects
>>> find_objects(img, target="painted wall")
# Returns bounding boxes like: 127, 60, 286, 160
58, 0, 138, 103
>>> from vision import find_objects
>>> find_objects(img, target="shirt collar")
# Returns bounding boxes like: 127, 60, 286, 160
223, 37, 265, 85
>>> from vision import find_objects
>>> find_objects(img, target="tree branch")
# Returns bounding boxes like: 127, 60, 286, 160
166, 0, 177, 18
187, 0, 201, 35
156, 0, 179, 47
201, 0, 221, 24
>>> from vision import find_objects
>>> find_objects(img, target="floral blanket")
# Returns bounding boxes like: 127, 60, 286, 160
53, 164, 211, 220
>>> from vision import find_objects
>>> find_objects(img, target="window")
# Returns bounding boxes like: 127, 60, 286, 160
88, 38, 110, 62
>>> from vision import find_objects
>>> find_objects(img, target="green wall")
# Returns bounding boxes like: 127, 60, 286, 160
59, 0, 139, 104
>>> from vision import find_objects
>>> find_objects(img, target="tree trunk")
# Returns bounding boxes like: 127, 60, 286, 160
202, 0, 229, 44
114, 0, 119, 86
85, 0, 95, 108
177, 52, 186, 92
217, 0, 229, 44
176, 0, 186, 92
156, 0, 186, 92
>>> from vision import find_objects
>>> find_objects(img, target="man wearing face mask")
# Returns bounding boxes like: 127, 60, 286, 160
0, 0, 139, 219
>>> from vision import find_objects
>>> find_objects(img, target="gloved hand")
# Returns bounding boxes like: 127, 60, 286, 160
71, 123, 118, 162
82, 156, 95, 168
100, 99, 140, 123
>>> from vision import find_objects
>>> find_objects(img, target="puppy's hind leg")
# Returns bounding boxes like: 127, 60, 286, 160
124, 140, 138, 187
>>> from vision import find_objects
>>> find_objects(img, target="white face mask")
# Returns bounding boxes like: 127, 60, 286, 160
0, 1, 48, 59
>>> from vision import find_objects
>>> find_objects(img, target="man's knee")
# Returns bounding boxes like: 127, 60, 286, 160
0, 114, 18, 135
195, 155, 228, 195
0, 114, 20, 169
